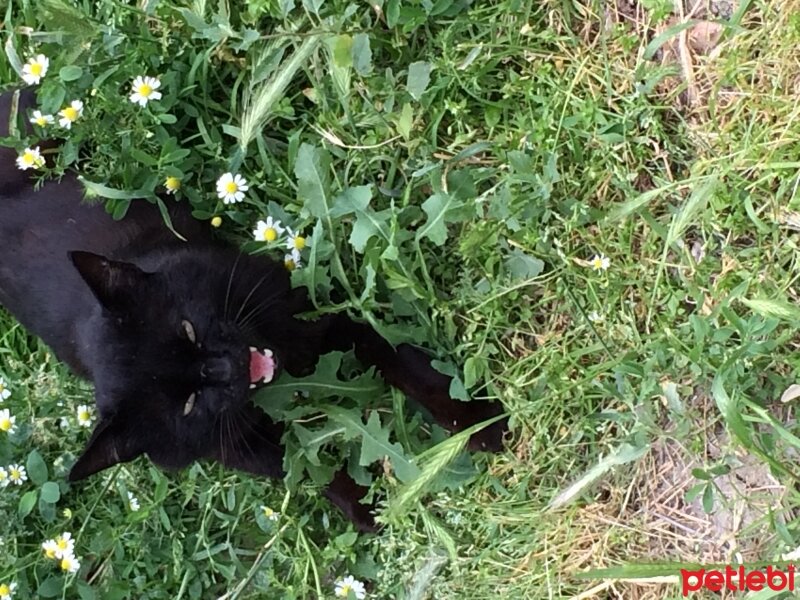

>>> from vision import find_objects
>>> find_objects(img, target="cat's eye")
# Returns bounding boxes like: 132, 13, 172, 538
183, 392, 196, 416
181, 319, 196, 344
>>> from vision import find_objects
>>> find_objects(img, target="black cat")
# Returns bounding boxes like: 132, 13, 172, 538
0, 88, 507, 530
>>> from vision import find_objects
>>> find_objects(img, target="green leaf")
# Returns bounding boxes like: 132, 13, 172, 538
331, 34, 353, 68
665, 175, 718, 248
386, 0, 400, 26
702, 483, 715, 513
254, 352, 384, 418
352, 33, 373, 76
4, 38, 23, 77
330, 185, 390, 252
644, 19, 701, 60
505, 249, 544, 280
177, 8, 208, 32
463, 356, 485, 389
18, 489, 38, 519
27, 449, 48, 485
293, 421, 347, 466
416, 193, 464, 246
302, 0, 325, 16
395, 103, 414, 140
294, 144, 332, 219
129, 148, 159, 167
40, 481, 61, 503
59, 65, 83, 82
685, 482, 705, 502
162, 148, 191, 163
407, 61, 432, 101
548, 442, 649, 510
604, 180, 682, 224
740, 297, 800, 323
576, 562, 705, 580
326, 407, 420, 482
39, 494, 56, 521
37, 576, 65, 598
448, 376, 469, 402
79, 177, 146, 201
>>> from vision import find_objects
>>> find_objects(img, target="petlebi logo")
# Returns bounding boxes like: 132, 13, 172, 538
681, 565, 798, 596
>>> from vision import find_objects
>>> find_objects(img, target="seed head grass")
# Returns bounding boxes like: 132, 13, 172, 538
0, 0, 799, 598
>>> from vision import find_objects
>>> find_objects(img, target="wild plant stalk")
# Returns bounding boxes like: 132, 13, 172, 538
239, 33, 324, 154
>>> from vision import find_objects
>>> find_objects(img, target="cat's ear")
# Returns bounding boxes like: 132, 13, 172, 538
69, 251, 150, 312
68, 415, 144, 481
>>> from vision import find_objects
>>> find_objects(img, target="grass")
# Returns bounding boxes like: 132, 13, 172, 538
2, 0, 800, 598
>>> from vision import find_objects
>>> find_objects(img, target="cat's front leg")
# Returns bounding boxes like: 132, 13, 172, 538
311, 314, 509, 451
323, 470, 377, 533
392, 343, 508, 452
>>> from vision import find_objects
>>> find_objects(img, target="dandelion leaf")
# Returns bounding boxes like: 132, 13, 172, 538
330, 185, 390, 252
505, 249, 544, 280
326, 407, 420, 482
416, 193, 464, 246
253, 351, 384, 420
407, 61, 432, 100
294, 144, 332, 219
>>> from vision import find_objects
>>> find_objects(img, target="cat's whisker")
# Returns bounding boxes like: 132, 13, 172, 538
233, 409, 273, 447
223, 252, 244, 321
230, 412, 257, 459
232, 273, 272, 325
234, 288, 286, 331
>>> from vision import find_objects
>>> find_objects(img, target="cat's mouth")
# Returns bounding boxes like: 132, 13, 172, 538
248, 347, 276, 389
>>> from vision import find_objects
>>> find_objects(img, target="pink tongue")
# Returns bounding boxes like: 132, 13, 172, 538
249, 349, 275, 384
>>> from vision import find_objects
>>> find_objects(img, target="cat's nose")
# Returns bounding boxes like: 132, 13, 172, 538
200, 356, 234, 384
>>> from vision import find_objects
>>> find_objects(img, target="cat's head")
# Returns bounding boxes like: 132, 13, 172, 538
66, 249, 295, 481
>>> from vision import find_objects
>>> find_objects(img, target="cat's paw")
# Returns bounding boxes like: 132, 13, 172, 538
324, 471, 380, 533
393, 343, 509, 452
347, 501, 379, 534
461, 400, 509, 453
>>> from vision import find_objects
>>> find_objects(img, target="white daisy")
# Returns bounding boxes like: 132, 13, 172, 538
41, 532, 74, 561
164, 176, 181, 195
59, 553, 80, 574
0, 467, 8, 488
41, 539, 59, 560
30, 110, 55, 128
21, 54, 49, 85
260, 505, 279, 521
127, 492, 140, 512
216, 172, 248, 204
16, 147, 45, 171
334, 575, 366, 599
0, 377, 11, 401
590, 254, 610, 271
284, 249, 302, 271
129, 75, 162, 107
0, 581, 17, 600
7, 464, 26, 485
0, 409, 16, 434
58, 100, 84, 129
253, 217, 285, 243
285, 228, 308, 251
75, 404, 94, 428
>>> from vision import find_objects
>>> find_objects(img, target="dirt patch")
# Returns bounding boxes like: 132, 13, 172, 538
604, 0, 738, 111
564, 392, 794, 599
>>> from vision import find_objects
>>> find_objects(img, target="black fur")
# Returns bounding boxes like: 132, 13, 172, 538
0, 89, 507, 531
